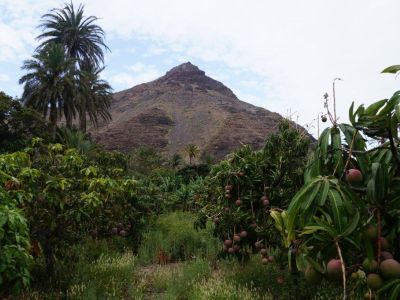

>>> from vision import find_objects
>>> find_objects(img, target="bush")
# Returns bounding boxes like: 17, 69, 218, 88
0, 205, 32, 295
0, 91, 49, 153
195, 120, 310, 263
138, 212, 219, 264
0, 139, 162, 279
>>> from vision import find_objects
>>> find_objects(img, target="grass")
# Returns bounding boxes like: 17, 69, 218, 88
15, 239, 143, 300
14, 212, 349, 300
137, 211, 220, 264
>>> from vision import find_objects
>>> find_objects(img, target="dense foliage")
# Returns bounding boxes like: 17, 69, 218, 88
0, 92, 49, 153
0, 138, 165, 291
195, 121, 310, 265
271, 67, 400, 299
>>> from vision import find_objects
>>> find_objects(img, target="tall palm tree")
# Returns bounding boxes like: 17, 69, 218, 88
19, 43, 76, 137
184, 144, 200, 165
77, 62, 112, 132
36, 2, 109, 68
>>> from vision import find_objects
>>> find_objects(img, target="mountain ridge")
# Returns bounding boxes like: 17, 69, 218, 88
89, 62, 301, 161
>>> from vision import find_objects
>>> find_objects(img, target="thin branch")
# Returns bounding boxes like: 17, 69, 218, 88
335, 240, 347, 300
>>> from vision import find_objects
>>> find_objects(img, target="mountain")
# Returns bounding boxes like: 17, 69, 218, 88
89, 62, 301, 161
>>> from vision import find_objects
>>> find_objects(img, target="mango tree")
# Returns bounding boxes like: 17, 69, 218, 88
271, 66, 400, 300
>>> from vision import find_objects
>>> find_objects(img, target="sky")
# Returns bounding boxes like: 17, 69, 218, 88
1, 0, 400, 136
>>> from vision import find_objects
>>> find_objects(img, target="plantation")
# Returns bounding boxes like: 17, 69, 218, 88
1, 2, 400, 300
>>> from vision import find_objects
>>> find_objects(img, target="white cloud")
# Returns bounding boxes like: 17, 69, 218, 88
2, 0, 400, 129
0, 74, 11, 82
109, 62, 163, 88
84, 0, 400, 125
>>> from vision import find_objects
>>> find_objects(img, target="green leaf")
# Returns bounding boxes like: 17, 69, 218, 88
286, 178, 321, 241
378, 279, 400, 294
328, 189, 345, 232
305, 256, 325, 274
349, 102, 355, 124
365, 99, 387, 115
339, 211, 360, 237
382, 65, 400, 74
319, 179, 329, 206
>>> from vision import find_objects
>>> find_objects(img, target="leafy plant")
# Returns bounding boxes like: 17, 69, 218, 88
273, 67, 400, 300
195, 120, 310, 268
0, 205, 33, 295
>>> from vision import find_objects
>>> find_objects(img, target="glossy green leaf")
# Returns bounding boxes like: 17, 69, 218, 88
382, 65, 400, 74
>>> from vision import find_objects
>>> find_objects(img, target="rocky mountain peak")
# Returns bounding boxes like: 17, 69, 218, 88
156, 62, 236, 98
164, 62, 205, 78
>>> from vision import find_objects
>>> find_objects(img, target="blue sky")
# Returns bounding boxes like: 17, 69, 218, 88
1, 0, 400, 136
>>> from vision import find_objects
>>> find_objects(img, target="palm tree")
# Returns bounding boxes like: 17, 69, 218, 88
184, 144, 200, 165
36, 2, 109, 68
170, 153, 182, 170
77, 62, 112, 132
19, 43, 76, 137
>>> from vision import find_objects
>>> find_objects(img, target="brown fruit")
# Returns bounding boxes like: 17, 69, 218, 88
239, 231, 248, 238
238, 171, 245, 177
225, 193, 232, 199
260, 248, 268, 256
350, 272, 359, 280
381, 251, 394, 260
119, 230, 127, 237
224, 239, 233, 247
261, 258, 269, 265
365, 225, 377, 241
267, 255, 274, 262
235, 199, 242, 206
305, 266, 321, 284
255, 241, 263, 249
321, 115, 327, 123
379, 237, 389, 250
364, 291, 375, 299
262, 199, 270, 206
380, 259, 400, 279
250, 223, 257, 229
228, 247, 235, 254
224, 207, 230, 213
225, 185, 233, 191
233, 245, 240, 252
222, 245, 228, 252
327, 259, 342, 281
367, 273, 383, 290
111, 227, 119, 235
346, 169, 363, 184
233, 235, 241, 242
362, 258, 378, 273
213, 217, 220, 224
260, 195, 269, 202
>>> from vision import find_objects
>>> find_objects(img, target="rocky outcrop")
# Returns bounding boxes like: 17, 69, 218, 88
89, 62, 304, 161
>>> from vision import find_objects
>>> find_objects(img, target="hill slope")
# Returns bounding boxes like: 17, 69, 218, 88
90, 62, 299, 161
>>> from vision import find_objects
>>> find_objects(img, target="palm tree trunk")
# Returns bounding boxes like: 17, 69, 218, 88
66, 113, 72, 128
49, 101, 58, 139
79, 101, 87, 132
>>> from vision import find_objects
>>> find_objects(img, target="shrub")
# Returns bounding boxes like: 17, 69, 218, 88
195, 120, 310, 264
0, 91, 49, 153
0, 205, 33, 295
